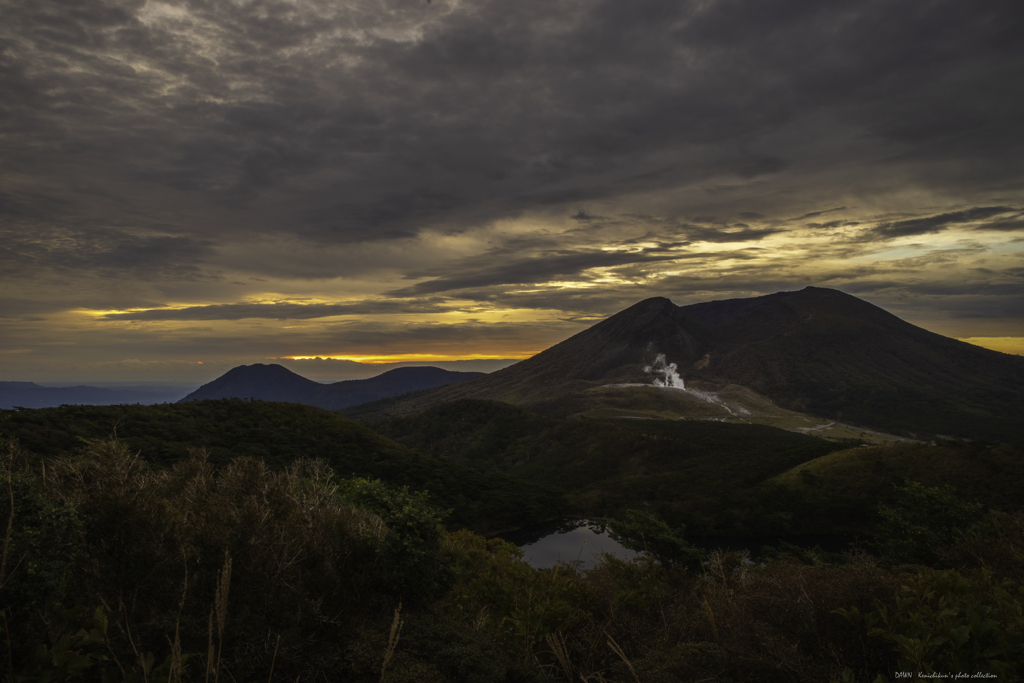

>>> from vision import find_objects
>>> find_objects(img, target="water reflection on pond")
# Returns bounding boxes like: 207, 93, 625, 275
497, 518, 637, 569
497, 518, 855, 570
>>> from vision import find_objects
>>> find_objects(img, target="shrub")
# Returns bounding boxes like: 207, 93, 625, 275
337, 477, 451, 602
443, 529, 592, 663
877, 480, 983, 566
606, 509, 703, 570
938, 510, 1024, 582
0, 440, 84, 655
34, 439, 420, 680
861, 569, 1023, 678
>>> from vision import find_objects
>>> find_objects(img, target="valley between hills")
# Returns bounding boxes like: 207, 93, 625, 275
2, 287, 1022, 681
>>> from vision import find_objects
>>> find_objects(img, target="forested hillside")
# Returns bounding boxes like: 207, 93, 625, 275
1, 400, 559, 533
2, 420, 1022, 681
370, 399, 840, 535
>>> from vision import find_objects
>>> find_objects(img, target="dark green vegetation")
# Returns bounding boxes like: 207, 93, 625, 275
760, 441, 1024, 535
369, 288, 1024, 444
369, 400, 1024, 539
0, 401, 559, 533
3, 386, 1024, 682
2, 426, 1022, 682
369, 399, 843, 536
1, 437, 533, 682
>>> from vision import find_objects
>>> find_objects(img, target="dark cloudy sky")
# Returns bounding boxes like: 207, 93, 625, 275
2, 0, 1023, 382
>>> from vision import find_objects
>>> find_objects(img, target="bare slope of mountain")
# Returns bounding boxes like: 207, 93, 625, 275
179, 364, 482, 410
368, 288, 1024, 443
309, 366, 485, 410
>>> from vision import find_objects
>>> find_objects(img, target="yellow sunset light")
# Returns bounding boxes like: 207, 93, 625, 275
282, 353, 534, 364
957, 337, 1024, 355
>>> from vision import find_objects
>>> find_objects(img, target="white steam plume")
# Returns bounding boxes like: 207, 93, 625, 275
643, 354, 685, 389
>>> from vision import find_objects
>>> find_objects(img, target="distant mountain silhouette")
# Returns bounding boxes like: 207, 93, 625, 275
0, 382, 191, 409
368, 287, 1024, 442
308, 366, 485, 410
180, 364, 321, 403
179, 364, 482, 410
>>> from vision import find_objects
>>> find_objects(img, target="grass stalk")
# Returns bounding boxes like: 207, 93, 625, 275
1, 442, 15, 593
380, 602, 402, 683
546, 632, 573, 681
605, 634, 639, 683
3, 611, 12, 683
702, 597, 719, 642
205, 609, 214, 683
167, 563, 189, 683
214, 550, 232, 683
1, 444, 13, 683
268, 634, 280, 683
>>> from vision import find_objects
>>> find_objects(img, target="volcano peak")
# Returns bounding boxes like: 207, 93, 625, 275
374, 289, 1024, 442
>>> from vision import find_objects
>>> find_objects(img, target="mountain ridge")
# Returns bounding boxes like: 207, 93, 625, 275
359, 287, 1024, 443
179, 364, 483, 410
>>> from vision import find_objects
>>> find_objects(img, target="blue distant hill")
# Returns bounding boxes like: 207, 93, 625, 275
0, 382, 192, 409
178, 364, 482, 410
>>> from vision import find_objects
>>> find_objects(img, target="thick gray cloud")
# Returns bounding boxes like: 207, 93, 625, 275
0, 225, 215, 279
871, 207, 1021, 239
4, 0, 1022, 252
3, 0, 1024, 379
100, 298, 448, 321
387, 249, 687, 297
0, 298, 69, 319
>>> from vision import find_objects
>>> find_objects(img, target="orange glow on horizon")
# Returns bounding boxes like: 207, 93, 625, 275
957, 337, 1024, 355
280, 353, 536, 364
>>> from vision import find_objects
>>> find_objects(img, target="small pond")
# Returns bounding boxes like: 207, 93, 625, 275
497, 518, 638, 570
496, 518, 856, 570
